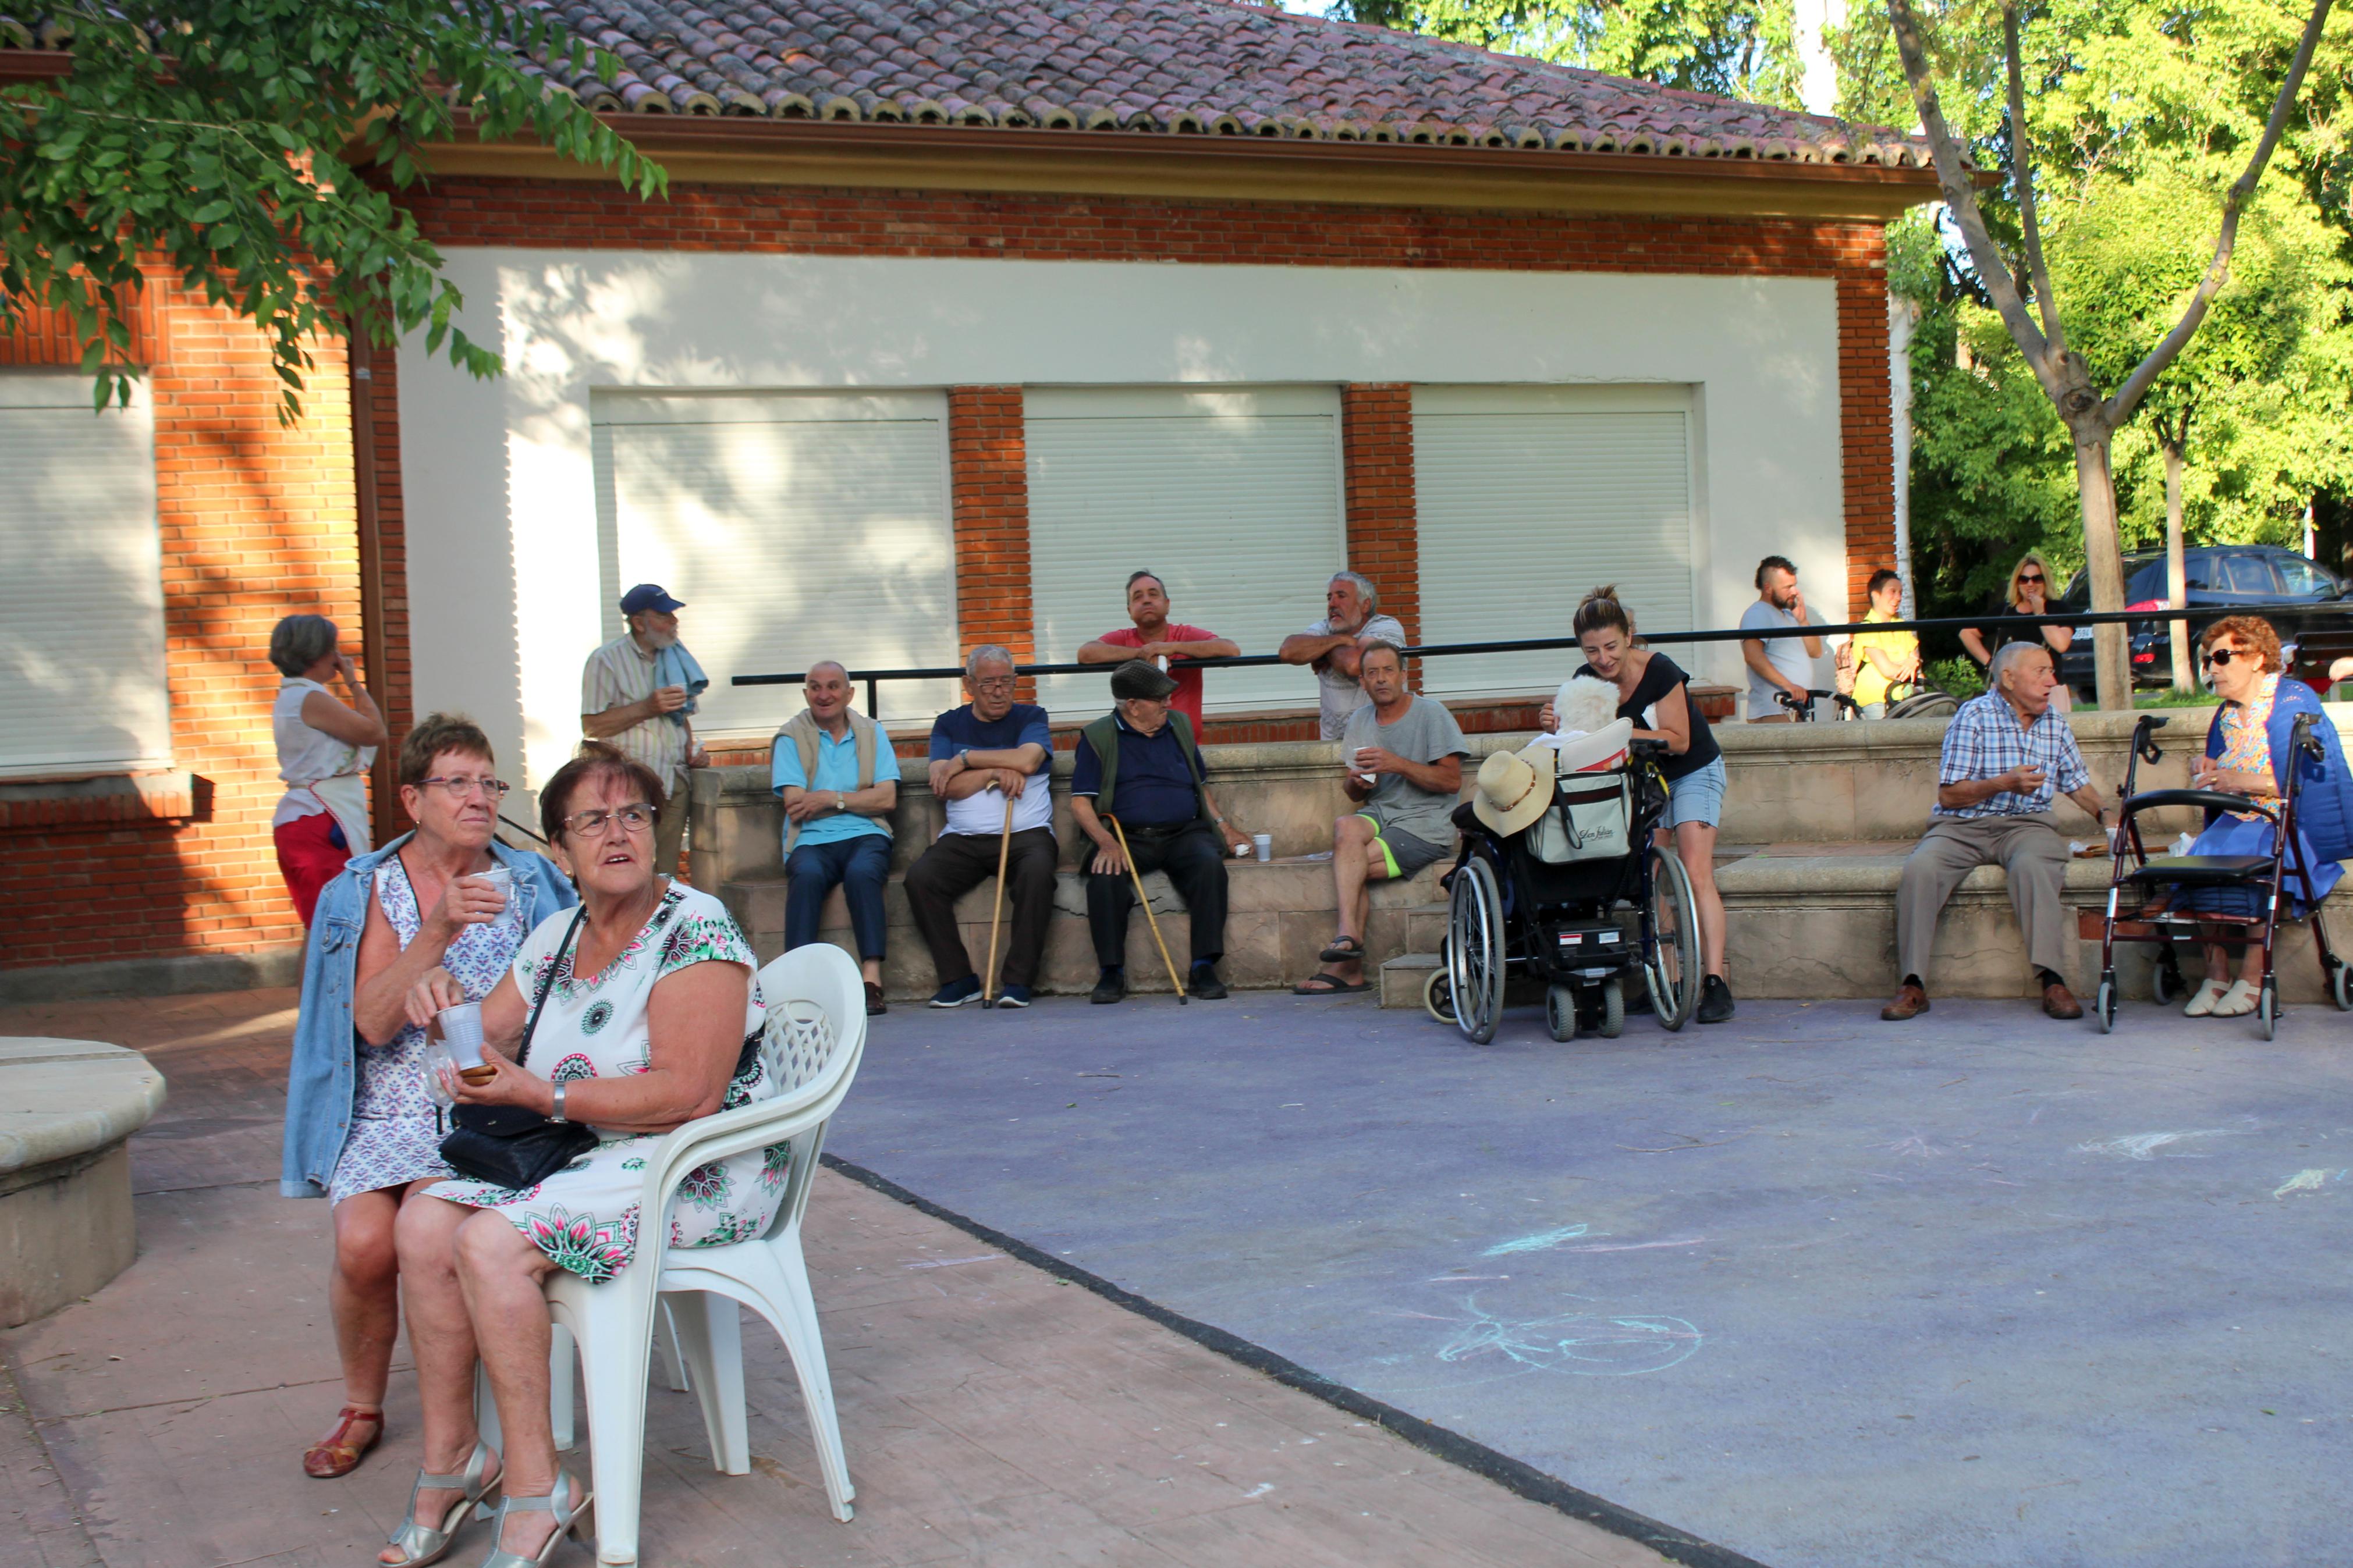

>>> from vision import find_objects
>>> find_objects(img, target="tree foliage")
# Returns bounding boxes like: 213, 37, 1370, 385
0, 1, 664, 418
1330, 0, 1806, 106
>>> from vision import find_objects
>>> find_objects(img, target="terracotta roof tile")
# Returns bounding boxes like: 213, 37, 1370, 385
2, 1, 1928, 168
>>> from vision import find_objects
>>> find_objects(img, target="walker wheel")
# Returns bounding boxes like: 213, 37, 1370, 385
1597, 978, 1626, 1040
1545, 984, 1578, 1043
2330, 959, 2352, 1014
1424, 966, 1457, 1025
2094, 979, 2116, 1034
2259, 981, 2279, 1041
2152, 963, 2182, 1007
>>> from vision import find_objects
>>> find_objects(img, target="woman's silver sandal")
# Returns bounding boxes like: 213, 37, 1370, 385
475, 1469, 593, 1568
384, 1442, 501, 1568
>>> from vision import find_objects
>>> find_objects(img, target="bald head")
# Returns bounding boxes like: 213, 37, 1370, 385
804, 660, 853, 728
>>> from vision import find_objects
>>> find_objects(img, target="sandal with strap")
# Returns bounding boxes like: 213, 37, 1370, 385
475, 1469, 594, 1568
1318, 934, 1367, 964
383, 1442, 502, 1568
303, 1403, 384, 1479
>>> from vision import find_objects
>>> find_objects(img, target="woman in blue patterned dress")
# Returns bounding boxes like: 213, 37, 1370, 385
286, 714, 574, 1481
2182, 617, 2353, 1018
381, 743, 783, 1568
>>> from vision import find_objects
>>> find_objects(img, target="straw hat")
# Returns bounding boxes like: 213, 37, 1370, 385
1472, 746, 1553, 836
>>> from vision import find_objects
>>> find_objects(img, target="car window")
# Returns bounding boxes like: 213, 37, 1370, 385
2126, 561, 2168, 602
2276, 557, 2336, 596
2221, 554, 2281, 595
2181, 554, 2217, 592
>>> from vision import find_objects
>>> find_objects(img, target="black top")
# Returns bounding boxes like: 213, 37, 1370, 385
1965, 592, 2067, 664
1575, 653, 1719, 784
1071, 713, 1206, 826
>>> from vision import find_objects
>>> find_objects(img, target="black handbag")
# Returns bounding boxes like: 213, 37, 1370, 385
438, 906, 599, 1189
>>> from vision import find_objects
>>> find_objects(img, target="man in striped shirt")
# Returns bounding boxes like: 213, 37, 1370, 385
1886, 641, 2108, 1023
581, 583, 708, 875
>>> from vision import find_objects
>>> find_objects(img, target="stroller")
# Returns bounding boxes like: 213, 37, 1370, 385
1427, 720, 1705, 1044
2091, 712, 2352, 1039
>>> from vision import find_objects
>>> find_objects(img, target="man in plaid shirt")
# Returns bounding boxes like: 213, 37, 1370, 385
1886, 642, 2109, 1022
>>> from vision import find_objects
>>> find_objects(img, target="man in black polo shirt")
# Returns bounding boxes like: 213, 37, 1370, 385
1069, 661, 1252, 1003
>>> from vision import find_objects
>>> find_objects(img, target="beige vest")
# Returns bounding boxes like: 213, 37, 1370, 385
776, 710, 890, 849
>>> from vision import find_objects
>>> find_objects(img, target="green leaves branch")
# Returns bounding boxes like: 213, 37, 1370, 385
0, 1, 665, 419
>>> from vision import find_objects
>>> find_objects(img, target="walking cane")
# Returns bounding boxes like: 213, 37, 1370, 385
1106, 815, 1187, 1004
981, 790, 1015, 1008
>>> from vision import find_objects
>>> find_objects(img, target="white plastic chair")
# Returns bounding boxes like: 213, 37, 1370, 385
483, 943, 869, 1565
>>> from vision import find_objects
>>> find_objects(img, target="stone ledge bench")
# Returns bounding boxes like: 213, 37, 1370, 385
1, 1038, 165, 1327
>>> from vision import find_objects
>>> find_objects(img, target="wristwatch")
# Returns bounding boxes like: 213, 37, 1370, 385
551, 1081, 569, 1123
835, 790, 846, 812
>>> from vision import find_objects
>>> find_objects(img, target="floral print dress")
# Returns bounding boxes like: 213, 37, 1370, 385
428, 882, 786, 1284
328, 855, 520, 1206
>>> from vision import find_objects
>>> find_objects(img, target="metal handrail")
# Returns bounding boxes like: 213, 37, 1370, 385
730, 603, 2353, 716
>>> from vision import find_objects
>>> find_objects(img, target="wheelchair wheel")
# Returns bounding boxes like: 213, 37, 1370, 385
2152, 957, 2184, 1007
1447, 852, 1506, 1045
2260, 980, 2279, 1041
1643, 842, 1702, 1030
1424, 964, 1457, 1025
1545, 984, 1577, 1043
1597, 977, 1626, 1039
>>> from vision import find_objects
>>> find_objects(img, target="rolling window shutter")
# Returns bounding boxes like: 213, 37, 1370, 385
0, 375, 168, 777
1025, 387, 1344, 717
593, 393, 959, 730
1414, 387, 1695, 698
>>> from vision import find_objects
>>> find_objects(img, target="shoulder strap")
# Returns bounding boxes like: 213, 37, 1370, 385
516, 906, 587, 1070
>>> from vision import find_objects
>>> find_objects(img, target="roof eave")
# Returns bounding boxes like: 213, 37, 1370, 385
393, 114, 1943, 223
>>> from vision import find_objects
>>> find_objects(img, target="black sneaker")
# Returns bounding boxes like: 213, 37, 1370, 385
1188, 964, 1228, 1001
1695, 974, 1736, 1024
993, 984, 1032, 1008
1089, 968, 1126, 1005
928, 975, 982, 1008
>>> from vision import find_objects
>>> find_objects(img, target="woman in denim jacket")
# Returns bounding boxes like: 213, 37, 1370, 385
281, 715, 576, 1481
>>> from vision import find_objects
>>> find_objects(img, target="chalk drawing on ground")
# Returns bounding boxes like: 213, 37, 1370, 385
1426, 1293, 1703, 1378
2073, 1128, 2249, 1161
1483, 1224, 1594, 1256
2273, 1168, 2349, 1199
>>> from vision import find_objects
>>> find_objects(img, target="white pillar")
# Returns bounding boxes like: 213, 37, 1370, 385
1889, 292, 1919, 617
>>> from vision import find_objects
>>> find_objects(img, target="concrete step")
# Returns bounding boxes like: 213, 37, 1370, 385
1380, 842, 2353, 1005
721, 854, 1450, 1001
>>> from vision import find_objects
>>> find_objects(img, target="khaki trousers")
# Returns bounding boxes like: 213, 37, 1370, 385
1896, 812, 2071, 985
654, 780, 690, 881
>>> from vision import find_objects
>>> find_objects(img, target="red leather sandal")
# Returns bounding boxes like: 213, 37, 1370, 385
303, 1404, 384, 1479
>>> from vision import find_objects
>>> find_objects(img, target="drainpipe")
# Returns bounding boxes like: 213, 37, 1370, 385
1888, 292, 1919, 617
349, 328, 395, 844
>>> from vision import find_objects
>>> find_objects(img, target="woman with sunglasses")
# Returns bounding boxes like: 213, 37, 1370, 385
2178, 616, 2353, 1016
380, 741, 783, 1568
1960, 553, 2075, 712
281, 714, 576, 1481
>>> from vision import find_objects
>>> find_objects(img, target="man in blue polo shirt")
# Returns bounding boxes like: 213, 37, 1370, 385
772, 661, 900, 1016
903, 645, 1060, 1008
1069, 660, 1252, 1003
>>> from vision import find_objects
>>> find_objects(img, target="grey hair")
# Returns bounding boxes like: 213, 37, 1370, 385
1330, 570, 1378, 611
1358, 637, 1406, 672
269, 613, 339, 677
964, 644, 1015, 680
1989, 641, 2049, 689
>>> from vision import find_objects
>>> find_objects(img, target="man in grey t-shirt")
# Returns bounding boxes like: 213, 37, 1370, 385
1740, 554, 1825, 720
1279, 570, 1408, 739
1296, 639, 1468, 995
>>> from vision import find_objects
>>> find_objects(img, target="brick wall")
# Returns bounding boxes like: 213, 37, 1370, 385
1340, 384, 1418, 645
1835, 233, 1896, 620
1, 285, 361, 970
945, 386, 1034, 696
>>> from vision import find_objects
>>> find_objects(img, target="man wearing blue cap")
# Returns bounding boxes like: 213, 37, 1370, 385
583, 583, 709, 875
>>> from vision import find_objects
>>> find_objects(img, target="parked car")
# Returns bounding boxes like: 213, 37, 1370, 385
2054, 545, 2352, 697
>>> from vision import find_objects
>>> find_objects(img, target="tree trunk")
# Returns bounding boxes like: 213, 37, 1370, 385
2072, 432, 2133, 711
2163, 439, 2192, 692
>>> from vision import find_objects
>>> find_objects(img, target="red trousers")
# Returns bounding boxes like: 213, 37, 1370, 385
275, 810, 353, 926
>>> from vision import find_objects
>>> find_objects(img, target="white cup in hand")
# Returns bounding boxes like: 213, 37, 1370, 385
436, 1001, 486, 1071
472, 865, 513, 927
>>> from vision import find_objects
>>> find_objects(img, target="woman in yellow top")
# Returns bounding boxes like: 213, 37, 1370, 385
1849, 568, 1920, 717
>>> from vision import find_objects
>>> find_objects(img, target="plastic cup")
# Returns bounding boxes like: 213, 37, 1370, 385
1253, 833, 1272, 863
473, 865, 514, 927
436, 1000, 487, 1075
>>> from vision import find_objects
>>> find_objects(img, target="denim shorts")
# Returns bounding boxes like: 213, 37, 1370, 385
1663, 756, 1727, 831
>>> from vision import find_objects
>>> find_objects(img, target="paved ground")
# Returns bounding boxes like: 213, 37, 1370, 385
821, 989, 2353, 1568
0, 990, 1672, 1568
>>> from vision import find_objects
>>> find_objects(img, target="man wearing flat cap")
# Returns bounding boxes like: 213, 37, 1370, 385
582, 582, 709, 876
1069, 660, 1252, 1003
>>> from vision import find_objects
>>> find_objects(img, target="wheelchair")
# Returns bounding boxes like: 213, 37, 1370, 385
1426, 725, 1705, 1044
2091, 711, 2352, 1039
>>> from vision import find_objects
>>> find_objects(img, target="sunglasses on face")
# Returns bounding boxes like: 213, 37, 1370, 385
2205, 648, 2248, 667
2017, 573, 2045, 586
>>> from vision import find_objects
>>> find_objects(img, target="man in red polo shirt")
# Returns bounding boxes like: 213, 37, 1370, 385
1075, 570, 1240, 728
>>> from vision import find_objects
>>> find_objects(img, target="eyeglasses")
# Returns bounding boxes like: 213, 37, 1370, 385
563, 803, 655, 837
2016, 573, 2046, 586
418, 776, 511, 799
2205, 648, 2246, 667
968, 677, 1014, 692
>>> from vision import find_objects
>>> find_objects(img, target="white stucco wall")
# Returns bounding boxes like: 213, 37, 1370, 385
396, 250, 1846, 801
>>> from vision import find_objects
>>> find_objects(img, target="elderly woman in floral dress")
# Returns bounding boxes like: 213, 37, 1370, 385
282, 714, 574, 1481
380, 742, 787, 1568
2180, 616, 2353, 1018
